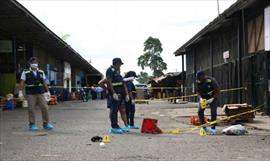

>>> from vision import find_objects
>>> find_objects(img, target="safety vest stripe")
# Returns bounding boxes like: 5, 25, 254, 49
25, 84, 43, 87
112, 82, 123, 86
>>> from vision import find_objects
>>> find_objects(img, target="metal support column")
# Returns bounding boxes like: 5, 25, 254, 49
265, 52, 270, 115
194, 48, 197, 102
210, 38, 213, 76
12, 37, 17, 73
181, 54, 185, 100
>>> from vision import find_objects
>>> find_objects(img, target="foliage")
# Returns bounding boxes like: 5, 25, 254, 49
136, 71, 153, 84
137, 36, 167, 77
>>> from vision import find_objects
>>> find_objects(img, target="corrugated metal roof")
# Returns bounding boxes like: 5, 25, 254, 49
0, 0, 102, 76
174, 0, 258, 56
150, 72, 185, 84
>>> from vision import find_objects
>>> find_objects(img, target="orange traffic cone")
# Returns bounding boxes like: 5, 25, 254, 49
190, 116, 208, 126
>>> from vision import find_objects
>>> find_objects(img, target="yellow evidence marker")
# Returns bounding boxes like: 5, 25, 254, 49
200, 99, 208, 109
102, 135, 110, 143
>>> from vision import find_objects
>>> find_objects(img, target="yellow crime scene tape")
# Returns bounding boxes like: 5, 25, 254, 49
165, 104, 265, 135
136, 87, 191, 90
135, 87, 247, 103
48, 85, 187, 89
48, 86, 91, 89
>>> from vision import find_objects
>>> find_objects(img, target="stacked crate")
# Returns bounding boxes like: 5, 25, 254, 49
222, 103, 255, 122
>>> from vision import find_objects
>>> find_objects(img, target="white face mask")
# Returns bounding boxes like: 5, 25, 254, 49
30, 63, 38, 69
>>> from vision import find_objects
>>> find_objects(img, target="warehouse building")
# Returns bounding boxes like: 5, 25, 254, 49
174, 0, 270, 114
0, 0, 102, 96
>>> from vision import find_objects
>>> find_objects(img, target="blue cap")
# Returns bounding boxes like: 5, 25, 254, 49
125, 71, 138, 78
112, 58, 124, 65
28, 57, 38, 64
196, 70, 205, 79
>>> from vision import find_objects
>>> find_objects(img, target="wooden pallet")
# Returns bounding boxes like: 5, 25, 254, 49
222, 103, 255, 123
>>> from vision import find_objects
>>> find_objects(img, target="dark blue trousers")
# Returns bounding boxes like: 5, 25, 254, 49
198, 99, 218, 126
125, 102, 135, 126
110, 94, 125, 128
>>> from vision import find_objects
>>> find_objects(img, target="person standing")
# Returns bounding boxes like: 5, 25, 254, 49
106, 58, 130, 134
196, 71, 220, 135
124, 71, 140, 129
19, 57, 54, 131
98, 78, 129, 131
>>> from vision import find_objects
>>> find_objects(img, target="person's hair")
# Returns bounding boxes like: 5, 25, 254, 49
28, 57, 38, 64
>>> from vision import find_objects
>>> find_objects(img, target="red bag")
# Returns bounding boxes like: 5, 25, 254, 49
141, 118, 162, 134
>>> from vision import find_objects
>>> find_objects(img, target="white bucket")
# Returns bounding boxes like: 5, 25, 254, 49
22, 100, 28, 108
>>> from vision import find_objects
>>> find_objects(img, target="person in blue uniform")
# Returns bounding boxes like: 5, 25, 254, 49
106, 58, 130, 134
124, 71, 140, 129
98, 77, 129, 131
196, 71, 220, 135
19, 57, 54, 131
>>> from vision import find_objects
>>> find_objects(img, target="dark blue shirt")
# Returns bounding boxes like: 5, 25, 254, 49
126, 81, 135, 92
196, 76, 219, 99
126, 81, 136, 98
106, 66, 124, 94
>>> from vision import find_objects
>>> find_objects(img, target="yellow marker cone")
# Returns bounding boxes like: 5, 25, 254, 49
199, 128, 207, 136
102, 135, 110, 143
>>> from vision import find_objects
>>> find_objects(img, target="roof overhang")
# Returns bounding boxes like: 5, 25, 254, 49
174, 0, 259, 56
0, 0, 102, 76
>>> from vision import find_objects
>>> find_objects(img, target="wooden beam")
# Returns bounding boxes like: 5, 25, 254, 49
255, 15, 264, 51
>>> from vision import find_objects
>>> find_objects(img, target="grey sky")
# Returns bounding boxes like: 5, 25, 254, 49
18, 0, 237, 75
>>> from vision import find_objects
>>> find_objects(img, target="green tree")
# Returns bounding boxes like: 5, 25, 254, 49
136, 71, 153, 84
137, 36, 167, 77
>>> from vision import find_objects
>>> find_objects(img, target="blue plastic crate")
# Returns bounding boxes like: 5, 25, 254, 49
4, 100, 15, 110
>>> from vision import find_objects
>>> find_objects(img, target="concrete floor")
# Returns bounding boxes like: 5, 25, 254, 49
0, 100, 270, 161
